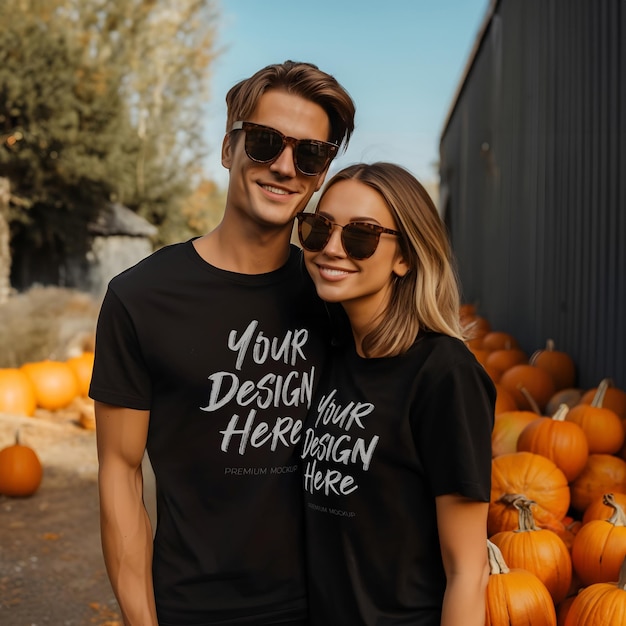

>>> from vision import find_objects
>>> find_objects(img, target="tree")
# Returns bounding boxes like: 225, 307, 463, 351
0, 0, 221, 262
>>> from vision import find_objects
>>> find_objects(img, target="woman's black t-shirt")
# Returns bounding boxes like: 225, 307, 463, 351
302, 332, 495, 626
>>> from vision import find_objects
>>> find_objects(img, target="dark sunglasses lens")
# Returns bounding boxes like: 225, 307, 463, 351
343, 224, 380, 259
245, 127, 283, 162
295, 141, 331, 175
300, 215, 330, 251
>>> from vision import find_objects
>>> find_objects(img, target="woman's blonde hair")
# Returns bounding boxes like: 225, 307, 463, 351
319, 162, 465, 358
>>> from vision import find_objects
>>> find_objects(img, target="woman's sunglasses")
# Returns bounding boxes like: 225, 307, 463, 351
231, 121, 339, 176
296, 212, 402, 260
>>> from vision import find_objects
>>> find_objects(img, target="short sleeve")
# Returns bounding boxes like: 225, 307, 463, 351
412, 358, 495, 501
88, 286, 152, 410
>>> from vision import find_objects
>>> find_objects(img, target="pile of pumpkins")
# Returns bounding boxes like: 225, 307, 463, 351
460, 305, 626, 625
0, 351, 95, 498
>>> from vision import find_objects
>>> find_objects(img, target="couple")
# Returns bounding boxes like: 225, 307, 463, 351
89, 60, 495, 626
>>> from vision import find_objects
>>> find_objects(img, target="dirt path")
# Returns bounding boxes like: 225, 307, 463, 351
0, 410, 122, 626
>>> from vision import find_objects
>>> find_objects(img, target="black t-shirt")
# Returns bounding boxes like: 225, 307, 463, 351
90, 241, 330, 625
302, 332, 495, 626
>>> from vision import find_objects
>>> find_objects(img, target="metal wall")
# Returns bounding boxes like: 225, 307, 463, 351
440, 0, 625, 390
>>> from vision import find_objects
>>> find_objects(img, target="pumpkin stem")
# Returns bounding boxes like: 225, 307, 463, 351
487, 539, 510, 575
498, 493, 528, 507
14, 428, 21, 446
602, 493, 626, 527
551, 403, 570, 422
513, 497, 540, 532
518, 386, 542, 415
591, 378, 611, 408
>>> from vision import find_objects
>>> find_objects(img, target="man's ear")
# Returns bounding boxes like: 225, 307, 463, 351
221, 134, 232, 169
314, 169, 329, 192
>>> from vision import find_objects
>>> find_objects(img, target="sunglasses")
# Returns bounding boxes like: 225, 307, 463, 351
296, 212, 402, 260
231, 121, 339, 176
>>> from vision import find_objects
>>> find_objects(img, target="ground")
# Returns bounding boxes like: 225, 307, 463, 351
0, 406, 123, 626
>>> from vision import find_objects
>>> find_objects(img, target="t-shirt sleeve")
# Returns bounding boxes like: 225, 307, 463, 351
412, 356, 495, 502
88, 285, 152, 410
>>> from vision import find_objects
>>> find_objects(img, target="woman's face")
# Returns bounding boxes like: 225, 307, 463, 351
302, 179, 408, 321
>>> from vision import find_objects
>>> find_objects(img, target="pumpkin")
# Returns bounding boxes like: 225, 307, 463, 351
491, 410, 539, 457
485, 348, 528, 377
500, 364, 556, 413
566, 383, 624, 455
463, 315, 491, 344
580, 378, 626, 420
571, 493, 626, 586
0, 368, 37, 417
0, 432, 43, 497
564, 556, 626, 626
66, 351, 94, 398
489, 451, 570, 536
583, 491, 626, 525
489, 496, 572, 604
516, 404, 589, 482
494, 383, 519, 414
20, 360, 79, 411
485, 539, 557, 626
482, 331, 520, 351
530, 339, 576, 391
569, 454, 626, 514
545, 388, 584, 417
556, 596, 576, 626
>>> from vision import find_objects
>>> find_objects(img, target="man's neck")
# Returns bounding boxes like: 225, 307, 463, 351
193, 222, 294, 274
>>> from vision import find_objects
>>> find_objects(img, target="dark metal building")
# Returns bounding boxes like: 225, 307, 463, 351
439, 0, 625, 390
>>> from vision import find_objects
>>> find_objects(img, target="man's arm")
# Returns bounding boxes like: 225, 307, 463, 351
95, 401, 158, 626
436, 494, 490, 626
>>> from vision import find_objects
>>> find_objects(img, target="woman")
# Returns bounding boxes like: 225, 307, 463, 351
297, 162, 495, 626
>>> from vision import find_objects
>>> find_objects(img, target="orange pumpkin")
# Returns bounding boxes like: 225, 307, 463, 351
482, 331, 520, 351
489, 451, 570, 536
566, 382, 624, 455
580, 378, 626, 420
491, 410, 539, 457
500, 364, 556, 413
66, 351, 94, 397
20, 360, 79, 411
0, 368, 37, 417
485, 540, 557, 626
583, 491, 626, 525
516, 404, 589, 482
564, 557, 626, 626
485, 348, 528, 377
489, 496, 572, 604
0, 433, 43, 497
556, 596, 576, 626
530, 339, 576, 391
494, 383, 519, 414
571, 493, 626, 586
569, 454, 626, 514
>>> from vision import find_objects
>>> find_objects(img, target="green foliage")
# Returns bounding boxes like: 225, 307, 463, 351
0, 0, 222, 254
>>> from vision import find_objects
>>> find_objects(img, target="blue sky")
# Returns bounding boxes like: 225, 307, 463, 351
203, 0, 490, 187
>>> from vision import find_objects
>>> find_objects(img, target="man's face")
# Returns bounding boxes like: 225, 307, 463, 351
221, 89, 332, 230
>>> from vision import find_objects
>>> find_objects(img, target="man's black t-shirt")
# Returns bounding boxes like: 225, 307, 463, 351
90, 241, 329, 625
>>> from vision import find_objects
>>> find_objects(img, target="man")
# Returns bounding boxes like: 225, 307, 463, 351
89, 61, 355, 625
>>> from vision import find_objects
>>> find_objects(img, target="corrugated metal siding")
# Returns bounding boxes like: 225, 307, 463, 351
440, 0, 625, 390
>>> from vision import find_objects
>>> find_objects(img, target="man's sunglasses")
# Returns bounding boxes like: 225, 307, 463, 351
296, 212, 402, 260
231, 121, 339, 176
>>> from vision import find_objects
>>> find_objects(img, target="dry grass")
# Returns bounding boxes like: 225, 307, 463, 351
0, 286, 100, 367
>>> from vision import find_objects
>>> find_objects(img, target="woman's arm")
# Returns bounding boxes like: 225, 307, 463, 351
436, 493, 489, 626
96, 401, 158, 626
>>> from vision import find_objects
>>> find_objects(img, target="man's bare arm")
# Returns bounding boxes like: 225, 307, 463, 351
95, 401, 157, 626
